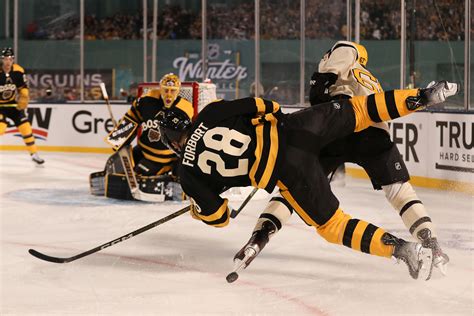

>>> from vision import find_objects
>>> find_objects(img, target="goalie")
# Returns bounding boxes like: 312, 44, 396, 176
90, 73, 194, 201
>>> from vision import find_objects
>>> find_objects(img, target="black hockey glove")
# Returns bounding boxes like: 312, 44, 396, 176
309, 72, 338, 105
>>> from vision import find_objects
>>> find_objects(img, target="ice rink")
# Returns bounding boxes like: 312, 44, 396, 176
1, 151, 473, 315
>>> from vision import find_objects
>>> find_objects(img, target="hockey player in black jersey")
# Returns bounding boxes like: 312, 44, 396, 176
90, 73, 194, 200
0, 47, 44, 165
242, 41, 449, 276
158, 81, 458, 281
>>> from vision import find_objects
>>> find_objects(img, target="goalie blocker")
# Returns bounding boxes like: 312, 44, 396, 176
89, 150, 184, 202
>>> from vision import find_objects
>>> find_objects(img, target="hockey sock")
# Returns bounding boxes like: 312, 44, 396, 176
351, 89, 419, 132
383, 181, 436, 240
18, 121, 38, 154
252, 195, 293, 234
316, 208, 393, 258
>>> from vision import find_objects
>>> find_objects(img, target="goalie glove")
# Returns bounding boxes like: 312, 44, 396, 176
406, 81, 459, 110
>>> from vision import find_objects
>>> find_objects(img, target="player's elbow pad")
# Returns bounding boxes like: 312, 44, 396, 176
17, 89, 29, 110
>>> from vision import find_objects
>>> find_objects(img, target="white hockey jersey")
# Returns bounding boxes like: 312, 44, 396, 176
319, 41, 382, 98
319, 41, 387, 131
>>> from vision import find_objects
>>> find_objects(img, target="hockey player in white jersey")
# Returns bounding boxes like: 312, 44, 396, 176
234, 41, 450, 279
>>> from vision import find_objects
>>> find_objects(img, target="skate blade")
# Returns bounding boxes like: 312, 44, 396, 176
435, 260, 448, 276
418, 247, 434, 281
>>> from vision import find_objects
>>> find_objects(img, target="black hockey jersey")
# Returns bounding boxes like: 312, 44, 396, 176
123, 90, 194, 165
0, 64, 28, 107
179, 97, 283, 227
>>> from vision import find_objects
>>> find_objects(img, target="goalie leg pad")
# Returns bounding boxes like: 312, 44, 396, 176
105, 173, 135, 200
104, 173, 184, 201
89, 171, 106, 196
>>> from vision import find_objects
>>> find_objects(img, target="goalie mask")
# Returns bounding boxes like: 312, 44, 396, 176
158, 107, 192, 156
160, 73, 181, 108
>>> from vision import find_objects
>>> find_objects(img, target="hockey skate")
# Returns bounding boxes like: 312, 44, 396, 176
226, 220, 276, 283
31, 153, 45, 165
382, 233, 434, 280
417, 228, 449, 275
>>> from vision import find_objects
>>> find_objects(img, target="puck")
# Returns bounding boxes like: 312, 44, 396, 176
226, 272, 239, 283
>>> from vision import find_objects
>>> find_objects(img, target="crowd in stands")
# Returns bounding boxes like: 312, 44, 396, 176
25, 0, 465, 41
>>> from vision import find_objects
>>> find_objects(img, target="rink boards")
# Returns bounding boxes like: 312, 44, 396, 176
0, 103, 472, 192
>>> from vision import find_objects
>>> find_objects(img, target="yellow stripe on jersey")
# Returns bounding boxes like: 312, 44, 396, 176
351, 89, 419, 132
249, 124, 264, 187
141, 89, 161, 99
175, 97, 194, 120
254, 98, 280, 115
198, 199, 230, 227
258, 118, 279, 188
277, 180, 319, 227
142, 151, 177, 164
249, 114, 279, 189
255, 97, 266, 114
138, 140, 175, 156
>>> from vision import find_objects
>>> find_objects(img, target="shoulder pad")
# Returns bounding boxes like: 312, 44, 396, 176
175, 97, 194, 119
12, 64, 25, 73
141, 89, 161, 99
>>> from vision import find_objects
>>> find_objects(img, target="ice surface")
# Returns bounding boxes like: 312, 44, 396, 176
1, 151, 472, 315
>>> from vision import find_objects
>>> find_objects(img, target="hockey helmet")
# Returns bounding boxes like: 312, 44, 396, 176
160, 73, 181, 107
354, 43, 368, 67
158, 107, 192, 156
1, 47, 14, 59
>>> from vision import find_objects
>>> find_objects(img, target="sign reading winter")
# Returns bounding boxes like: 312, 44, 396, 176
172, 44, 248, 99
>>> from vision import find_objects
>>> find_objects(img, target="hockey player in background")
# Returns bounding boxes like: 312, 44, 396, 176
158, 81, 458, 281
237, 41, 450, 278
90, 73, 194, 200
0, 47, 44, 165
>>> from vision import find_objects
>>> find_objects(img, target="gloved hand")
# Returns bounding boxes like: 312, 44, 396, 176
406, 81, 459, 110
420, 81, 459, 106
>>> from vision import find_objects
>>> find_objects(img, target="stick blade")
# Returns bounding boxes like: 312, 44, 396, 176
28, 248, 69, 264
99, 82, 109, 99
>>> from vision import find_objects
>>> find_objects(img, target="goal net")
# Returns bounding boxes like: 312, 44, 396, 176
137, 81, 218, 116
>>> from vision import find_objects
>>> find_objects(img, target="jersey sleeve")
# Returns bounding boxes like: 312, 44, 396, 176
180, 167, 230, 228
175, 97, 194, 120
124, 97, 144, 122
12, 64, 28, 90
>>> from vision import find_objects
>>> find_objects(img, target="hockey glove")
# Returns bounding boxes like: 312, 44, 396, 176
309, 72, 338, 105
406, 81, 459, 110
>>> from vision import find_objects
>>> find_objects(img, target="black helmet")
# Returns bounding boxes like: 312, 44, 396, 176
1, 47, 14, 58
158, 107, 192, 156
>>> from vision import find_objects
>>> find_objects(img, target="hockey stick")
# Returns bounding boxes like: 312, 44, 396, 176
28, 205, 191, 263
99, 83, 165, 202
230, 188, 258, 218
99, 82, 117, 127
